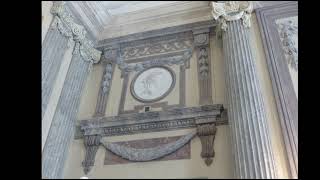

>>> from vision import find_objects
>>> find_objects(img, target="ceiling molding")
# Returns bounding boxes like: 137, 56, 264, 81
65, 1, 292, 42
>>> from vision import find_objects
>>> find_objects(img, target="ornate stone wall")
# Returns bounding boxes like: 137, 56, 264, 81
63, 20, 234, 179
43, 2, 297, 179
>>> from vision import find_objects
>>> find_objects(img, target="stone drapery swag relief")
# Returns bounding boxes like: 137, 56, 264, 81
50, 1, 102, 68
79, 105, 227, 175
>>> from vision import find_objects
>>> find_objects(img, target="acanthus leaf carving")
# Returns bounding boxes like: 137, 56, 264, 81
82, 135, 101, 175
50, 1, 102, 66
197, 123, 217, 166
211, 1, 253, 31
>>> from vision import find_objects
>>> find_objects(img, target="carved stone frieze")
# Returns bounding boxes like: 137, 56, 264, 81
121, 39, 193, 60
196, 123, 217, 166
276, 18, 298, 71
82, 135, 101, 175
117, 50, 192, 76
50, 1, 102, 65
75, 105, 226, 138
211, 1, 253, 31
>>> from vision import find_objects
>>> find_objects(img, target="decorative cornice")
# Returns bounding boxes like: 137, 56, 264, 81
96, 20, 216, 48
211, 1, 253, 31
50, 1, 102, 65
75, 104, 227, 138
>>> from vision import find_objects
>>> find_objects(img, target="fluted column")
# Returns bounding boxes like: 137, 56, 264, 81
211, 1, 276, 179
42, 2, 103, 178
42, 28, 68, 118
42, 53, 90, 179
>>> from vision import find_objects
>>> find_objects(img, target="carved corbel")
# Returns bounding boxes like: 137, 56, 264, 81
193, 29, 213, 105
82, 135, 101, 175
196, 123, 217, 166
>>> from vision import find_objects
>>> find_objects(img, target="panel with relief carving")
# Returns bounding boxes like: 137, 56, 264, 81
130, 66, 175, 103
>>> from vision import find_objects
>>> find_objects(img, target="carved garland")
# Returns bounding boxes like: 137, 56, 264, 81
116, 50, 193, 75
50, 1, 102, 68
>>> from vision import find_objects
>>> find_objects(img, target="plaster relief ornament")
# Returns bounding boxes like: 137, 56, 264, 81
211, 1, 253, 31
50, 1, 102, 70
276, 19, 298, 71
131, 67, 175, 103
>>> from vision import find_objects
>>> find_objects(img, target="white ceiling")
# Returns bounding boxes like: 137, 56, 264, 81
67, 1, 210, 40
66, 1, 292, 41
100, 1, 181, 15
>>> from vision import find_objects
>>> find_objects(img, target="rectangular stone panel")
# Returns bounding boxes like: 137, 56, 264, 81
104, 135, 190, 165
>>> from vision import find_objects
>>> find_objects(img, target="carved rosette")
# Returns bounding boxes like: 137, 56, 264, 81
50, 1, 102, 65
211, 1, 253, 31
196, 123, 217, 166
82, 135, 101, 175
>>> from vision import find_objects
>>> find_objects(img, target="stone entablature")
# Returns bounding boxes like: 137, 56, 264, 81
76, 104, 227, 138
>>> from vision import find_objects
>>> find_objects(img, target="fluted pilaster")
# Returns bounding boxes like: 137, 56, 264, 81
222, 20, 276, 178
42, 54, 90, 179
42, 28, 68, 118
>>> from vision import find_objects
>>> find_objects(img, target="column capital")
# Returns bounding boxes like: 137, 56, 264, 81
51, 1, 102, 64
102, 48, 118, 64
211, 1, 253, 31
